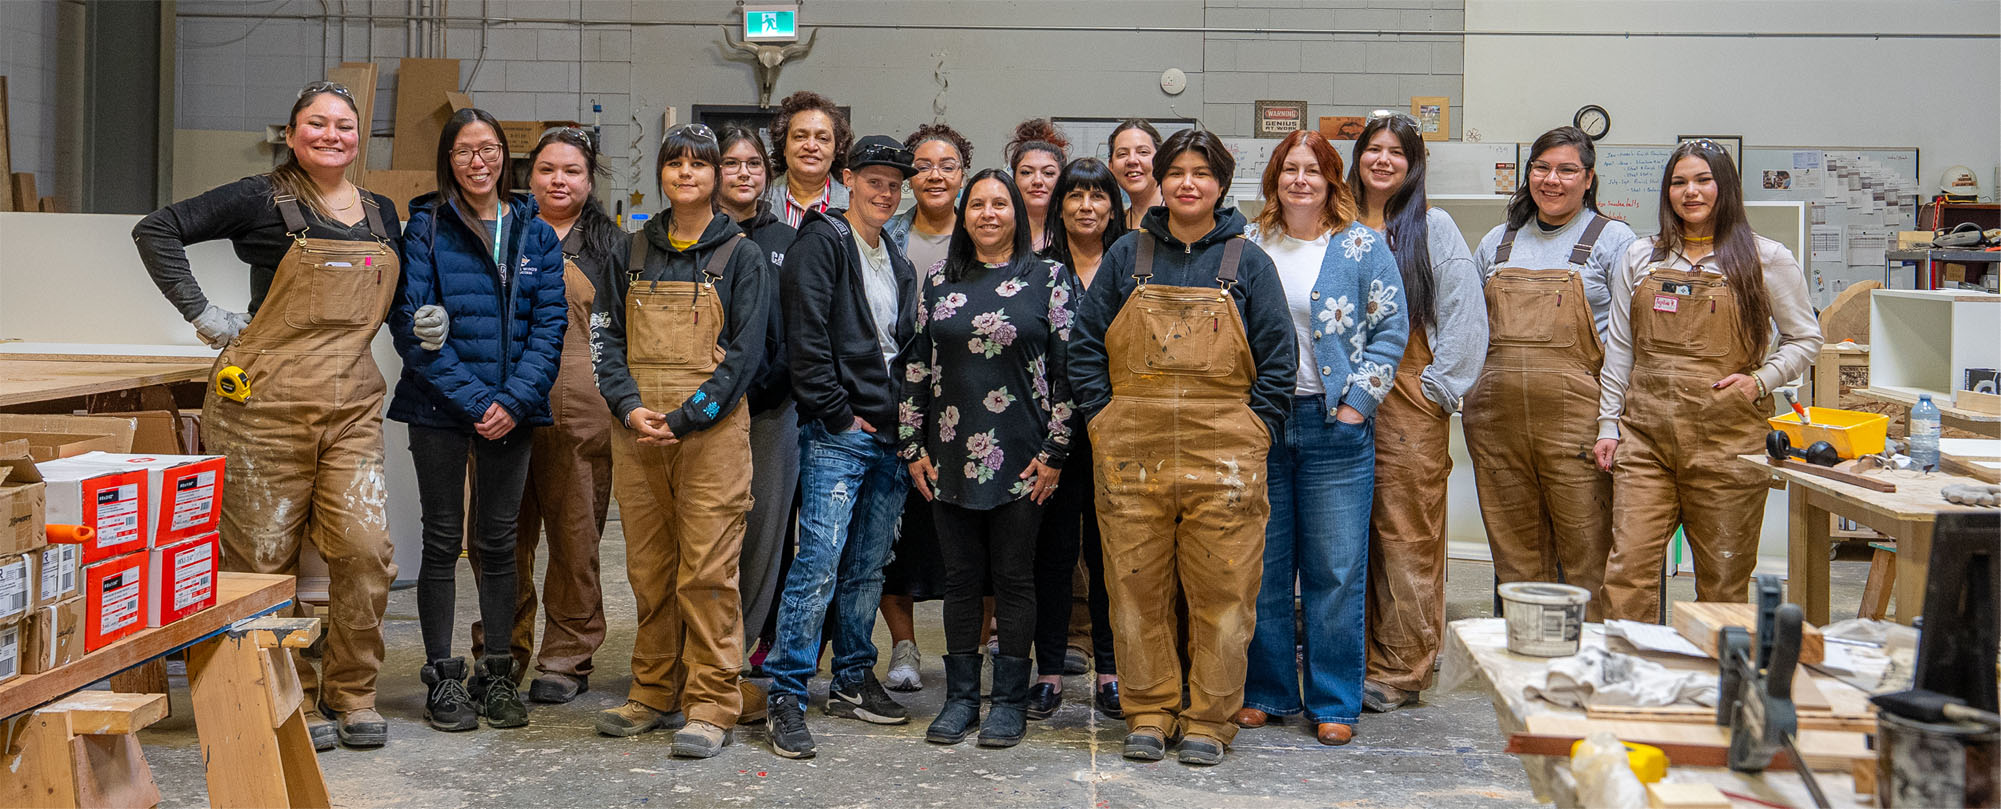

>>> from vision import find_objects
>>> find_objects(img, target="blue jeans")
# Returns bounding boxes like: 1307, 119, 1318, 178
1242, 395, 1374, 725
766, 421, 911, 699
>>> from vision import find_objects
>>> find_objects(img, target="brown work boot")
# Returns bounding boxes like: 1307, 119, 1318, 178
1317, 722, 1355, 746
737, 680, 768, 724
594, 700, 685, 737
1232, 707, 1271, 728
1362, 680, 1416, 713
670, 720, 731, 759
321, 703, 388, 748
303, 708, 337, 751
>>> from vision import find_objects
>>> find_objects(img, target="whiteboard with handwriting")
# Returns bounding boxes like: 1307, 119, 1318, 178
1585, 145, 1677, 235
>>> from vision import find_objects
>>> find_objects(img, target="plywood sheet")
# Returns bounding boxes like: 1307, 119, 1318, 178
390, 59, 460, 170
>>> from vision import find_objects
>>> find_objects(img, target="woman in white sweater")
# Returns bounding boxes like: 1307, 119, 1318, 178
1592, 139, 1821, 621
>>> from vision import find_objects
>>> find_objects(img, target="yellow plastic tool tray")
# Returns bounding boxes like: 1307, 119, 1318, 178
1769, 407, 1889, 459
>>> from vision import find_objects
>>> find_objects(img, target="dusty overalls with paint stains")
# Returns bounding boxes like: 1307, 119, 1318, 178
1461, 216, 1617, 624
203, 194, 399, 717
1089, 236, 1271, 747
1602, 264, 1773, 621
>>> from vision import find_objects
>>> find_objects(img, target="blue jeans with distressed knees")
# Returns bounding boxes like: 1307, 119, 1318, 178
1242, 395, 1374, 726
766, 421, 911, 699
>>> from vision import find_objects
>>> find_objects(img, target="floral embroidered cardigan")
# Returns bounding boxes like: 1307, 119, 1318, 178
1250, 221, 1410, 421
898, 256, 1077, 510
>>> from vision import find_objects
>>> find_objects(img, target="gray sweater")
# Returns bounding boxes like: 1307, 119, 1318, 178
1473, 212, 1638, 344
1413, 208, 1489, 413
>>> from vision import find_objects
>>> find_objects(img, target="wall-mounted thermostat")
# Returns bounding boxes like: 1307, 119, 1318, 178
1160, 68, 1187, 96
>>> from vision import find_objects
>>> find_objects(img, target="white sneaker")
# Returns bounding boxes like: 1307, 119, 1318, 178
885, 639, 922, 691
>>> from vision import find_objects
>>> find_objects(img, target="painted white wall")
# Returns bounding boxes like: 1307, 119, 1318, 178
0, 211, 427, 582
1463, 0, 2001, 196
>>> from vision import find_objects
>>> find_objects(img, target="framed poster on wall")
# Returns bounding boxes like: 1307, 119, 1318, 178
1410, 96, 1449, 142
1254, 100, 1308, 139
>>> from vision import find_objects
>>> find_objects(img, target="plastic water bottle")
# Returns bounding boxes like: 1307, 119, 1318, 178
1909, 394, 1941, 469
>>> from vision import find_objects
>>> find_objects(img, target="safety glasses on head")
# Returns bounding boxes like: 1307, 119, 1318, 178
664, 123, 718, 146
851, 141, 915, 167
297, 80, 355, 101
539, 125, 596, 151
1368, 109, 1421, 127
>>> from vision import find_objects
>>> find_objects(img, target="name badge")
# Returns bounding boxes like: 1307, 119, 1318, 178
1653, 295, 1679, 313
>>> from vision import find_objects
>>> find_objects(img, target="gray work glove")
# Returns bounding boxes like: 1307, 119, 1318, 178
1943, 483, 2001, 507
190, 303, 250, 348
413, 304, 450, 351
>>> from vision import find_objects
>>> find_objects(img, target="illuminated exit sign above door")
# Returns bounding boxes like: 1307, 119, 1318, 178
743, 3, 800, 42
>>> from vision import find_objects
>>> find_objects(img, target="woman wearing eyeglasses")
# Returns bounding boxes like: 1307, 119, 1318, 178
1345, 113, 1488, 716
1070, 129, 1296, 766
1007, 119, 1068, 253
463, 127, 624, 705
390, 107, 567, 733
1237, 129, 1406, 748
589, 123, 774, 757
1463, 126, 1635, 628
1594, 142, 1819, 620
716, 125, 798, 679
763, 91, 854, 227
878, 122, 975, 692
134, 80, 404, 750
1029, 157, 1127, 720
1107, 119, 1162, 231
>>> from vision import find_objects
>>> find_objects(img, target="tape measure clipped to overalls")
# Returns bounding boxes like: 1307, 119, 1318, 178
214, 364, 252, 402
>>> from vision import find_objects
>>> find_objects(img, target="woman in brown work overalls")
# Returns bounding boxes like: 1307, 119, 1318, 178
1069, 128, 1297, 767
1593, 140, 1822, 621
587, 124, 775, 758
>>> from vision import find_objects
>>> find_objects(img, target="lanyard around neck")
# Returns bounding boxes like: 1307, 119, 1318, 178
491, 202, 508, 266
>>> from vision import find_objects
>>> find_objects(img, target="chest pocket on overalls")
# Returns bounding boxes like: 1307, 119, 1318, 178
277, 198, 392, 330
1127, 297, 1238, 377
628, 283, 718, 369
1637, 271, 1733, 358
1486, 272, 1575, 348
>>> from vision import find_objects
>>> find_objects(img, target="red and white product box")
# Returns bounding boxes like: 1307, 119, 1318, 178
37, 543, 79, 606
46, 453, 223, 547
146, 532, 218, 627
36, 456, 148, 565
82, 552, 147, 651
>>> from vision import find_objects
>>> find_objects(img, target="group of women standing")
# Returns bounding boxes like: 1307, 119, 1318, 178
134, 79, 1818, 765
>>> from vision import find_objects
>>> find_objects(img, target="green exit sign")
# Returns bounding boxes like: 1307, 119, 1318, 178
743, 4, 799, 42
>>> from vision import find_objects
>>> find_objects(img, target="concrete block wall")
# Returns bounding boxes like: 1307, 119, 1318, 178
162, 0, 1463, 211
0, 0, 64, 193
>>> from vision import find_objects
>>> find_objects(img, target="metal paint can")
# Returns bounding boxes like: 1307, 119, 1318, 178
1877, 710, 1998, 808
1498, 582, 1591, 657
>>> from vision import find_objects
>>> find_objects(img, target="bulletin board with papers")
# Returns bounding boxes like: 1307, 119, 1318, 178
1741, 147, 1921, 308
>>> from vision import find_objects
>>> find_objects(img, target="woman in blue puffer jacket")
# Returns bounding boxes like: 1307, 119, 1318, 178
389, 107, 567, 733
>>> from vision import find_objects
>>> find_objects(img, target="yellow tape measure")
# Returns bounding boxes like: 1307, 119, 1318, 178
214, 365, 252, 402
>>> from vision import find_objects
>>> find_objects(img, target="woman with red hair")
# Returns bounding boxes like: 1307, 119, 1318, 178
1236, 129, 1408, 747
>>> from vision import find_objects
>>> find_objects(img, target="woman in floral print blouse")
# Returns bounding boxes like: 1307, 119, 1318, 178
899, 168, 1075, 749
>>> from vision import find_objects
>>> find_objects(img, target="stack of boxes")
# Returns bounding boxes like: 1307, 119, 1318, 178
0, 424, 225, 683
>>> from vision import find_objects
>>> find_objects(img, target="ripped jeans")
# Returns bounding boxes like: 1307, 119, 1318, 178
765, 421, 911, 700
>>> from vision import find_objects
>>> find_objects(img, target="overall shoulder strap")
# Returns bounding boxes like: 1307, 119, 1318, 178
561, 224, 585, 258
361, 196, 389, 241
703, 233, 743, 283
1568, 214, 1611, 266
627, 232, 649, 281
1134, 236, 1155, 282
1494, 225, 1521, 264
1216, 237, 1246, 287
275, 194, 309, 236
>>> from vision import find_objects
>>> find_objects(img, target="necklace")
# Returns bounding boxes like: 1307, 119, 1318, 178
1685, 234, 1714, 243
331, 186, 361, 212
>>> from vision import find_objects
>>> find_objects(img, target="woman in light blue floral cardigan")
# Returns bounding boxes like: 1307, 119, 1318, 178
1237, 130, 1408, 747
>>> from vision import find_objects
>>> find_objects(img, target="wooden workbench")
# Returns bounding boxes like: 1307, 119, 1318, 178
1441, 618, 1869, 809
1738, 453, 1990, 625
0, 343, 213, 409
1855, 384, 2001, 438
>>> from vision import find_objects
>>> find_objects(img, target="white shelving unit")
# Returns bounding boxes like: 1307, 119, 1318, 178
1868, 288, 2001, 403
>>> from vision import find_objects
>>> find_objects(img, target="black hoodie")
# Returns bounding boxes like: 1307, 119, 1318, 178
735, 200, 800, 414
1068, 206, 1297, 443
781, 207, 919, 435
590, 211, 773, 437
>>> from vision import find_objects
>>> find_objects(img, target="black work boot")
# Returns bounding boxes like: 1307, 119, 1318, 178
421, 658, 478, 732
925, 653, 983, 744
474, 655, 529, 728
978, 655, 1032, 748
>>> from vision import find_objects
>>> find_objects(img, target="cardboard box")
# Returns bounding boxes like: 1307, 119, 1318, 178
0, 455, 48, 556
0, 621, 18, 683
0, 413, 137, 461
22, 596, 82, 674
36, 455, 149, 564
90, 410, 202, 455
496, 119, 582, 154
147, 532, 218, 627
37, 542, 78, 606
0, 551, 32, 624
82, 551, 147, 651
57, 453, 224, 546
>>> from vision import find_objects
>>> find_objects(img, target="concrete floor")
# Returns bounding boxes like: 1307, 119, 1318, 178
135, 522, 1877, 808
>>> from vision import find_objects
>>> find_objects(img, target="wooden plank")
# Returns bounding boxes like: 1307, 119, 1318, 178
1959, 389, 2001, 415
1772, 456, 1897, 492
0, 359, 211, 408
0, 76, 12, 213
1857, 385, 2001, 436
1672, 601, 1826, 666
38, 691, 168, 735
1584, 703, 1873, 733
188, 629, 294, 808
0, 573, 295, 719
1741, 453, 1991, 523
70, 733, 161, 809
361, 168, 434, 220
390, 58, 460, 170
1818, 282, 1880, 345
108, 657, 169, 700
1521, 714, 1873, 770
0, 712, 78, 808
329, 62, 378, 187
35, 196, 59, 212
1940, 454, 2001, 483
11, 172, 36, 212
275, 708, 332, 809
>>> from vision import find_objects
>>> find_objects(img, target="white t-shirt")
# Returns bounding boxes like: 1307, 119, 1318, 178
1262, 230, 1331, 396
855, 232, 901, 372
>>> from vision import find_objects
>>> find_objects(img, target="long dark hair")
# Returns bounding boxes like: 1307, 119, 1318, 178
1107, 119, 1161, 155
944, 169, 1034, 283
272, 84, 362, 221
436, 107, 512, 236
1652, 140, 1771, 352
527, 128, 621, 276
1042, 158, 1128, 269
1348, 115, 1436, 333
1506, 126, 1600, 230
